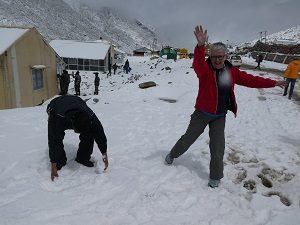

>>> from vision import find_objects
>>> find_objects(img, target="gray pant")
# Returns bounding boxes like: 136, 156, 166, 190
170, 110, 226, 180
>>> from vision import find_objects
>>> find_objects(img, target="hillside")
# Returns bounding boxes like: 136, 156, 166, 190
241, 25, 300, 47
266, 25, 300, 44
0, 0, 163, 53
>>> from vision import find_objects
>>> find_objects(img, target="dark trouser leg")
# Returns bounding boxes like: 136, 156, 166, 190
94, 86, 99, 95
76, 131, 94, 161
208, 116, 226, 180
61, 83, 67, 95
60, 82, 64, 94
288, 79, 296, 98
170, 110, 210, 158
284, 79, 290, 96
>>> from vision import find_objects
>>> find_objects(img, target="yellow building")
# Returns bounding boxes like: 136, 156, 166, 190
179, 48, 188, 59
0, 26, 58, 109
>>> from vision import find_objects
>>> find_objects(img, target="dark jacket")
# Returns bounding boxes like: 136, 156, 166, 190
47, 95, 107, 163
60, 70, 70, 84
94, 76, 100, 86
124, 60, 129, 69
192, 45, 276, 117
74, 74, 81, 85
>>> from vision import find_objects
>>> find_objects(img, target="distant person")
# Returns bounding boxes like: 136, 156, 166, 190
47, 95, 108, 181
107, 63, 112, 78
58, 69, 70, 95
94, 72, 100, 95
123, 59, 130, 74
73, 71, 81, 95
255, 54, 263, 70
112, 63, 118, 75
164, 25, 287, 188
283, 58, 300, 99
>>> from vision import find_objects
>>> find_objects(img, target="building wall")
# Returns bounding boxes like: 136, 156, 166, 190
0, 28, 58, 109
0, 55, 7, 108
0, 51, 14, 109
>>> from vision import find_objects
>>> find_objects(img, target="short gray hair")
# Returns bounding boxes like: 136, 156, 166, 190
209, 42, 228, 55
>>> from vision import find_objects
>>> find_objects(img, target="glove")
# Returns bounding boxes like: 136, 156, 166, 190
102, 153, 108, 171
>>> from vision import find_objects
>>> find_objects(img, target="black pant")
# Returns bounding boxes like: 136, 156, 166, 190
94, 85, 99, 95
170, 110, 226, 180
76, 131, 94, 161
255, 62, 261, 69
77, 114, 107, 161
283, 78, 296, 98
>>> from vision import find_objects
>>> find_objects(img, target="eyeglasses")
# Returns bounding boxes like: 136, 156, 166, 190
211, 55, 226, 60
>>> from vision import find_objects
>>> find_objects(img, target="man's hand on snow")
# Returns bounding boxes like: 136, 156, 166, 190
102, 153, 108, 171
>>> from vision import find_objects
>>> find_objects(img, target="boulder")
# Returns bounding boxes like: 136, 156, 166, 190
139, 81, 157, 89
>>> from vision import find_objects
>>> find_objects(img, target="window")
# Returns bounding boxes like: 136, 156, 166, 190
68, 58, 77, 64
63, 58, 68, 64
84, 59, 89, 66
78, 58, 83, 65
230, 55, 241, 60
32, 69, 44, 90
90, 66, 98, 71
90, 59, 99, 66
69, 65, 78, 70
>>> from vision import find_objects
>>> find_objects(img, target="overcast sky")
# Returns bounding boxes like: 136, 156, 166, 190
82, 0, 299, 51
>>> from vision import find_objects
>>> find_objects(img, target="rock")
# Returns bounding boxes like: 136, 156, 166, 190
139, 81, 157, 89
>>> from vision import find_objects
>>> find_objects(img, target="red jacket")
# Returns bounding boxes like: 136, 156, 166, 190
192, 45, 276, 117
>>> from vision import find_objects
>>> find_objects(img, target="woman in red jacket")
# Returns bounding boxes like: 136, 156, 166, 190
165, 25, 286, 188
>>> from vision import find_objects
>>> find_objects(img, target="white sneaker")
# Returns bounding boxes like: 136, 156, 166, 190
165, 153, 174, 165
208, 179, 220, 188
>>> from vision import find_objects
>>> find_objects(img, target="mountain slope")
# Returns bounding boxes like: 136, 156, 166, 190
266, 25, 300, 43
0, 0, 163, 53
65, 2, 162, 52
242, 25, 300, 46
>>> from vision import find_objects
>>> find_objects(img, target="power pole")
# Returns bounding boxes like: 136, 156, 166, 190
263, 31, 267, 43
259, 31, 267, 43
152, 38, 157, 52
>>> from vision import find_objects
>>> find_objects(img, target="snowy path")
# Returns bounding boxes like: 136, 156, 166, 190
0, 57, 299, 225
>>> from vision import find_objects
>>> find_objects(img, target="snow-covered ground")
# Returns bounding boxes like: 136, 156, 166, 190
242, 56, 287, 71
0, 56, 299, 225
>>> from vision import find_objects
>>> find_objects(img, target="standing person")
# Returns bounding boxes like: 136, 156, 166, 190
73, 71, 81, 96
164, 25, 286, 188
107, 62, 112, 78
59, 69, 70, 95
123, 59, 130, 74
112, 63, 118, 75
47, 95, 108, 181
94, 72, 100, 95
283, 58, 300, 99
254, 54, 263, 70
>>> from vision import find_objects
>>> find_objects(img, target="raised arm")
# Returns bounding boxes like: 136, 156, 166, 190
193, 25, 209, 77
194, 25, 207, 47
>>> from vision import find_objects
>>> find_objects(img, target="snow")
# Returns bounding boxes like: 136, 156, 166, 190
242, 56, 287, 71
49, 40, 111, 60
0, 56, 300, 225
0, 27, 29, 54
